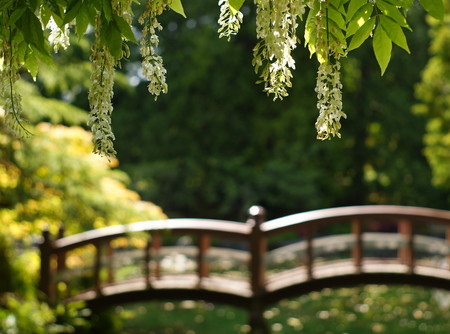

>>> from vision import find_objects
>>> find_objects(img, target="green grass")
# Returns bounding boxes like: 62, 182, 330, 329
114, 285, 450, 334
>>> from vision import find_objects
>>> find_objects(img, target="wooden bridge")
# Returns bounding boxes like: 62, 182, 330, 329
39, 205, 450, 333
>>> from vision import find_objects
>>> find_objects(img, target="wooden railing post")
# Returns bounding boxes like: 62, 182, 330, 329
447, 226, 450, 270
107, 241, 114, 284
247, 205, 269, 334
153, 232, 162, 279
145, 233, 152, 288
399, 219, 414, 274
39, 228, 54, 304
198, 233, 210, 282
305, 225, 314, 281
352, 219, 363, 273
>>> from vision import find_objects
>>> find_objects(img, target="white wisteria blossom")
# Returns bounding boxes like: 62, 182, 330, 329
252, 0, 306, 100
315, 61, 346, 140
46, 17, 70, 53
139, 0, 169, 99
218, 0, 244, 41
87, 16, 117, 158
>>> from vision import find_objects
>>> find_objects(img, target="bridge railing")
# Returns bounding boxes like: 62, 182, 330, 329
39, 205, 450, 307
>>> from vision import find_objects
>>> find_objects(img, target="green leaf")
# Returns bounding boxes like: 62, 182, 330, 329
112, 14, 137, 44
418, 0, 444, 20
75, 4, 90, 39
30, 43, 53, 66
328, 4, 346, 30
0, 0, 15, 11
25, 0, 39, 11
376, 0, 410, 29
379, 15, 410, 53
63, 0, 82, 25
18, 8, 46, 54
102, 0, 112, 21
304, 4, 319, 57
347, 16, 375, 51
346, 0, 367, 23
25, 48, 38, 80
346, 3, 373, 37
373, 24, 392, 75
8, 7, 26, 26
86, 3, 98, 26
229, 0, 245, 15
398, 0, 414, 10
43, 0, 62, 18
169, 0, 186, 18
105, 21, 123, 59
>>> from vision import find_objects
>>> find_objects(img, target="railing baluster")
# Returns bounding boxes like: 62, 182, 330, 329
447, 226, 450, 270
352, 219, 363, 273
153, 232, 162, 279
145, 233, 152, 288
198, 233, 210, 282
107, 240, 114, 284
399, 219, 414, 274
306, 225, 313, 280
93, 241, 103, 296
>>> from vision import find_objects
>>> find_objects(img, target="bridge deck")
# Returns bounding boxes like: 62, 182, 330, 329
68, 259, 450, 309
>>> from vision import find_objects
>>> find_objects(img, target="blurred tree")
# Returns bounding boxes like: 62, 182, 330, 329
414, 0, 450, 193
0, 80, 166, 241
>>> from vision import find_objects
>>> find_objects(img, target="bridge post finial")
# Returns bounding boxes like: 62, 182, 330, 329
247, 205, 266, 227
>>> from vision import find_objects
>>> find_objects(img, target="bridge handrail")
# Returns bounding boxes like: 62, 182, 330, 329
261, 205, 450, 233
54, 218, 252, 252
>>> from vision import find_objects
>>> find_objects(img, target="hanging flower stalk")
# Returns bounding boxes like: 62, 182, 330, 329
252, 0, 306, 101
218, 0, 244, 41
88, 14, 117, 158
308, 0, 346, 139
139, 0, 169, 99
0, 18, 30, 137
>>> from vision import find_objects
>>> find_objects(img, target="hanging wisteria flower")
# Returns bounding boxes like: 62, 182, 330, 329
315, 61, 346, 139
88, 15, 117, 158
46, 17, 70, 53
139, 0, 168, 99
0, 30, 30, 137
218, 0, 244, 41
252, 0, 305, 100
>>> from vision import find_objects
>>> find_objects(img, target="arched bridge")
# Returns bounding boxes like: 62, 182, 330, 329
39, 205, 450, 332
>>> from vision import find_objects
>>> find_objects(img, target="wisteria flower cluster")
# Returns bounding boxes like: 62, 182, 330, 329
252, 0, 306, 101
218, 0, 244, 41
315, 61, 346, 139
47, 17, 70, 53
139, 0, 169, 99
88, 15, 117, 158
